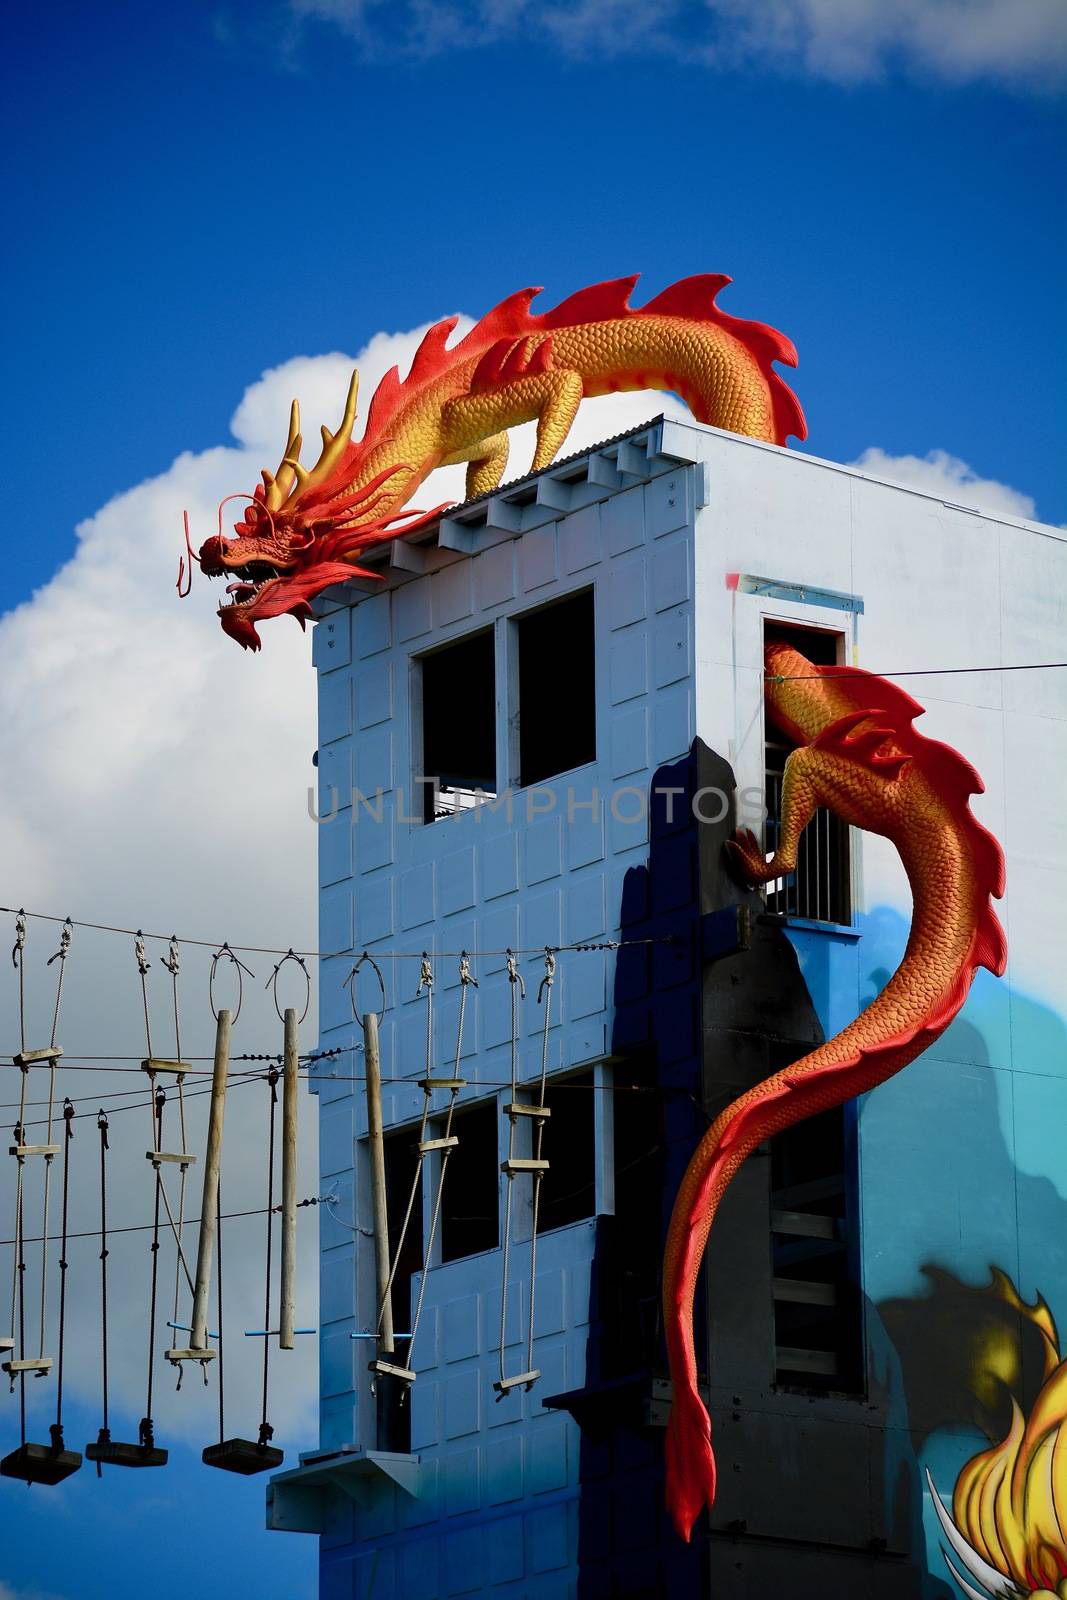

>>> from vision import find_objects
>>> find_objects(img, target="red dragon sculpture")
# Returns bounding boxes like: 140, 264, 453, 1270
185, 274, 806, 648
662, 641, 1008, 1541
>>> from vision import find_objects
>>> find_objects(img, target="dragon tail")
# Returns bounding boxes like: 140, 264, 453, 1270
662, 905, 1005, 1541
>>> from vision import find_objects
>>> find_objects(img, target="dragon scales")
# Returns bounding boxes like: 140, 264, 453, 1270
186, 274, 806, 648
662, 642, 1008, 1540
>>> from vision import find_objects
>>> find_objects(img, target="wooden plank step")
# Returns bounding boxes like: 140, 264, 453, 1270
504, 1102, 551, 1119
9, 1144, 61, 1158
142, 1059, 193, 1076
493, 1369, 540, 1393
501, 1158, 549, 1174
371, 1360, 417, 1382
165, 1347, 216, 1363
146, 1150, 197, 1165
417, 1077, 467, 1091
12, 1047, 63, 1066
418, 1136, 459, 1154
3, 1357, 53, 1374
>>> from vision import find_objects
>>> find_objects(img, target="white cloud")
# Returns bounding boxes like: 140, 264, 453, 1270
848, 446, 1037, 519
702, 0, 1067, 88
0, 311, 688, 1451
289, 0, 1067, 88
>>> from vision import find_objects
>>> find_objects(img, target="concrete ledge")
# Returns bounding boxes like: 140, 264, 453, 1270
267, 1447, 422, 1534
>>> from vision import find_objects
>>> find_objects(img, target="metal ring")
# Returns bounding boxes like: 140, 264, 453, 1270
344, 952, 387, 1024
209, 944, 255, 1025
267, 949, 311, 1024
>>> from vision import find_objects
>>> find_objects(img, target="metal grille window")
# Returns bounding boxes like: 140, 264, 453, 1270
764, 623, 851, 925
764, 740, 851, 923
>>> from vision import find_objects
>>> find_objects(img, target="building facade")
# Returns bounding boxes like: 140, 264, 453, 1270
267, 418, 1067, 1599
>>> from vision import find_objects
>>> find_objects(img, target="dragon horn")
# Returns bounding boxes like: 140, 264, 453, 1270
264, 400, 303, 511
280, 368, 359, 509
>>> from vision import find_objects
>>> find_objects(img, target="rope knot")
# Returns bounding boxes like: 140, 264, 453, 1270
11, 911, 26, 968
417, 954, 434, 996
162, 936, 181, 976
458, 952, 477, 988
134, 932, 151, 975
505, 950, 526, 999
538, 948, 557, 1003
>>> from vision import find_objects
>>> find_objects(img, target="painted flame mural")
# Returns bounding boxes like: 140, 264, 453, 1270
928, 1272, 1067, 1599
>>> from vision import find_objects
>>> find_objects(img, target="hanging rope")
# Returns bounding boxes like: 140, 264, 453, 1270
161, 938, 192, 1334
7, 915, 28, 1387
373, 956, 436, 1347
496, 950, 533, 1395
142, 1083, 164, 1449
266, 950, 310, 1024
91, 1110, 110, 1474
405, 953, 477, 1371
259, 1066, 279, 1449
209, 943, 255, 1024
49, 1098, 75, 1454
36, 921, 71, 1373
525, 951, 556, 1379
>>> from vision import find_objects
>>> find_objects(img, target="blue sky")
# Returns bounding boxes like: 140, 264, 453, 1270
0, 4, 1064, 1598
4, 0, 1066, 613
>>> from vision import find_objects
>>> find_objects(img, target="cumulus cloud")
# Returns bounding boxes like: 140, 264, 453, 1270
289, 0, 1067, 88
0, 310, 689, 1450
848, 445, 1037, 519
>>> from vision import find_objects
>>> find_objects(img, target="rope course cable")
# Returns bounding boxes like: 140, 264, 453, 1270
0, 903, 673, 961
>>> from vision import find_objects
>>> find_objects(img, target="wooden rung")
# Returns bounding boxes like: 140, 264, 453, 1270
165, 1347, 216, 1363
371, 1359, 417, 1382
146, 1150, 197, 1165
12, 1047, 63, 1066
504, 1102, 551, 1119
9, 1144, 61, 1158
3, 1357, 53, 1374
417, 1077, 467, 1091
501, 1158, 549, 1174
493, 1370, 540, 1392
141, 1058, 192, 1076
418, 1136, 459, 1153
0, 1338, 13, 1352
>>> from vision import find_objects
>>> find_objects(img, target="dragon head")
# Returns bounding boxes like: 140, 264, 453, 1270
185, 371, 440, 650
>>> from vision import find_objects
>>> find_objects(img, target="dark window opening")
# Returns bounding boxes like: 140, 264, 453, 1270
535, 1071, 596, 1234
439, 1099, 500, 1262
378, 1127, 425, 1450
518, 590, 595, 786
764, 621, 851, 924
606, 1055, 668, 1378
420, 628, 496, 821
770, 1084, 863, 1395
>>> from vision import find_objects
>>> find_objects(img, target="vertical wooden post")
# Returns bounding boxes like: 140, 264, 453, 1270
279, 1007, 299, 1350
363, 1011, 394, 1356
191, 1008, 230, 1351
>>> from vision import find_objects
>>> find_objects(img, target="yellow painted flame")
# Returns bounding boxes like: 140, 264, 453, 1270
951, 1272, 1067, 1593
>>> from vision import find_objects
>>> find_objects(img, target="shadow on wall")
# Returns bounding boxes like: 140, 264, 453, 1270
862, 911, 1067, 1597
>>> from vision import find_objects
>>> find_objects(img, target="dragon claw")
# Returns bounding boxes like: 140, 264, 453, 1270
724, 828, 773, 886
